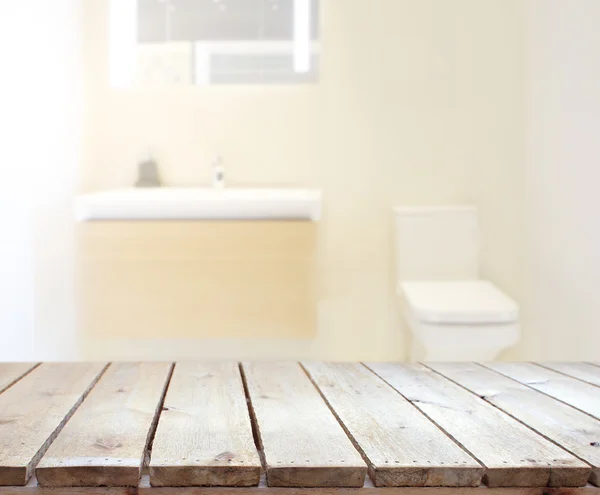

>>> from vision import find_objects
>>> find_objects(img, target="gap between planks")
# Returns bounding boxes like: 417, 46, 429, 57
301, 362, 484, 487
35, 363, 174, 488
239, 363, 268, 473
0, 364, 41, 395
148, 362, 261, 487
534, 363, 600, 389
422, 363, 600, 487
365, 363, 591, 488
0, 363, 110, 486
143, 363, 176, 471
360, 363, 495, 486
480, 363, 600, 421
240, 362, 367, 488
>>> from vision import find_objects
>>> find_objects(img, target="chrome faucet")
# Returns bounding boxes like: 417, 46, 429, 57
211, 154, 225, 189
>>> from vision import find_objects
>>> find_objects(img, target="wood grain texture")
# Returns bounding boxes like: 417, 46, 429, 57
77, 221, 317, 349
302, 362, 483, 487
149, 362, 261, 487
241, 362, 367, 488
2, 474, 600, 494
426, 363, 599, 486
0, 363, 107, 486
0, 364, 38, 394
537, 363, 600, 388
483, 363, 600, 421
35, 363, 172, 488
365, 363, 589, 488
2, 473, 600, 495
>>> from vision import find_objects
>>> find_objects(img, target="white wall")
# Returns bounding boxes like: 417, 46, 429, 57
0, 205, 34, 361
519, 0, 600, 360
0, 3, 39, 361
0, 1, 84, 361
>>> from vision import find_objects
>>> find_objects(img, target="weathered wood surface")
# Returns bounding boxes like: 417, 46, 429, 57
366, 363, 590, 488
2, 474, 600, 495
483, 363, 600, 420
35, 363, 172, 488
2, 361, 600, 492
0, 363, 107, 486
537, 363, 600, 388
149, 362, 261, 487
241, 362, 367, 487
0, 364, 38, 394
302, 362, 483, 487
427, 362, 600, 486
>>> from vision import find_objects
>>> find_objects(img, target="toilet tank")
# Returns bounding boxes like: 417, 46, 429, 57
394, 206, 480, 281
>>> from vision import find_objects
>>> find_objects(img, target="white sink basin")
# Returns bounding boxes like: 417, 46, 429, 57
74, 187, 322, 221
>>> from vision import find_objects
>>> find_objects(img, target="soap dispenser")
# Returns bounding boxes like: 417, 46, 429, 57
135, 153, 162, 187
211, 154, 225, 189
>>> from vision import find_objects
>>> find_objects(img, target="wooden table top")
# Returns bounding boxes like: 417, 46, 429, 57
0, 362, 599, 495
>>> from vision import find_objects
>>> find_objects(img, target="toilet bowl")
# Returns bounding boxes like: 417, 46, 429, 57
400, 280, 520, 361
394, 206, 521, 361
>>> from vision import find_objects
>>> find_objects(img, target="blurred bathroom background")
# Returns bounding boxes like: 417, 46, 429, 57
0, 0, 598, 362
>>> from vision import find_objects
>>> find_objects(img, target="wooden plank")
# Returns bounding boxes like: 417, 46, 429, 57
241, 362, 367, 488
0, 363, 106, 486
365, 363, 589, 488
3, 474, 600, 495
302, 362, 483, 487
149, 362, 261, 487
0, 364, 38, 394
537, 363, 600, 388
35, 362, 172, 488
3, 474, 600, 494
483, 363, 600, 421
142, 484, 600, 495
427, 362, 600, 486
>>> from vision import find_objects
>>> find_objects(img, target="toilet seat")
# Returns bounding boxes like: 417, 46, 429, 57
400, 280, 519, 325
398, 280, 521, 361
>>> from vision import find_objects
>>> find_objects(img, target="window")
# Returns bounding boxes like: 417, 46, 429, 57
110, 0, 320, 87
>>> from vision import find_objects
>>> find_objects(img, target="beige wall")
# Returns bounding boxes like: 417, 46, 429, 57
468, 2, 526, 358
82, 0, 526, 361
517, 0, 600, 361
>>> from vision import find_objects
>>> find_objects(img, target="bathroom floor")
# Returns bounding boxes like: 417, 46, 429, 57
0, 362, 599, 492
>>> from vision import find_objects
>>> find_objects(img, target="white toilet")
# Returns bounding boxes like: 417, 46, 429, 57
394, 206, 520, 361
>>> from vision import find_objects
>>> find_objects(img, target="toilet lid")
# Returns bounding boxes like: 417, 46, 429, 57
400, 280, 519, 324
